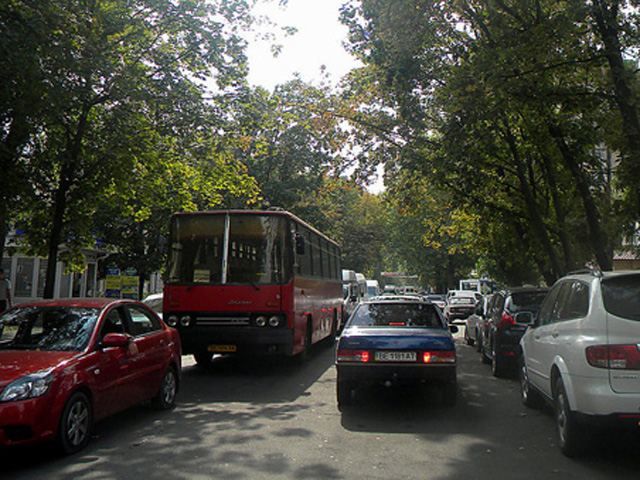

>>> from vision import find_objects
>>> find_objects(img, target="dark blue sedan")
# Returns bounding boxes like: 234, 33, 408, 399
336, 299, 458, 409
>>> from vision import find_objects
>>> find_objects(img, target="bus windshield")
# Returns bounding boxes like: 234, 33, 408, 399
168, 214, 291, 285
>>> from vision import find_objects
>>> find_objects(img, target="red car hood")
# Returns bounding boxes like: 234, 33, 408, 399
0, 350, 77, 388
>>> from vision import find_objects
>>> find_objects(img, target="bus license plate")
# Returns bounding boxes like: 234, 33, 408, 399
375, 351, 416, 362
208, 344, 237, 353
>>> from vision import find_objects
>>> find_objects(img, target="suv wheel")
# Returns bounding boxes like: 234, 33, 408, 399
554, 377, 587, 457
519, 359, 543, 408
491, 348, 505, 377
475, 330, 482, 352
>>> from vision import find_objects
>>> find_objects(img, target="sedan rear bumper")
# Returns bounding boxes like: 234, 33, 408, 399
337, 364, 456, 386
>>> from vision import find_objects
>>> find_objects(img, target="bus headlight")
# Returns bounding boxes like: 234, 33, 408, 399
180, 315, 192, 327
255, 316, 267, 327
167, 315, 178, 327
268, 316, 280, 327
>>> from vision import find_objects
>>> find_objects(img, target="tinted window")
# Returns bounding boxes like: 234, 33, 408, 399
0, 307, 99, 351
506, 291, 548, 312
549, 282, 572, 324
349, 303, 443, 328
168, 215, 224, 283
100, 308, 126, 338
559, 282, 589, 320
127, 306, 161, 336
227, 216, 289, 284
538, 284, 562, 326
601, 275, 640, 321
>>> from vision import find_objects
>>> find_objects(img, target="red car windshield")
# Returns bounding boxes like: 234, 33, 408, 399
0, 307, 100, 351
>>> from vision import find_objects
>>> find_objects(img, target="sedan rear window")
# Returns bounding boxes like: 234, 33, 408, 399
602, 275, 640, 321
350, 303, 444, 328
507, 291, 548, 312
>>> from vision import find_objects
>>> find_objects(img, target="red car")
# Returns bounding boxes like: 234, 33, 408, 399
0, 298, 181, 453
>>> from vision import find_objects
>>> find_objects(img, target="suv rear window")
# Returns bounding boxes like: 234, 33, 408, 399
350, 303, 444, 328
602, 275, 640, 321
507, 291, 547, 312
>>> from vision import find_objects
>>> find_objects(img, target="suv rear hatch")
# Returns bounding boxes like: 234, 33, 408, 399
602, 274, 640, 394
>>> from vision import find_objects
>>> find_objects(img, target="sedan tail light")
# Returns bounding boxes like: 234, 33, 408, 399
498, 312, 515, 329
337, 349, 370, 363
586, 345, 640, 370
422, 350, 456, 364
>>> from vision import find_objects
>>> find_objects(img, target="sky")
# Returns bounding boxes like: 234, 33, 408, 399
246, 0, 358, 90
245, 0, 385, 193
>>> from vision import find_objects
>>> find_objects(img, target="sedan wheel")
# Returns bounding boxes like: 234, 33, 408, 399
58, 392, 92, 454
153, 368, 178, 410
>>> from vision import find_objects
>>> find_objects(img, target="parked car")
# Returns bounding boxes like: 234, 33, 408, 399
444, 295, 476, 323
0, 298, 181, 453
335, 298, 458, 409
519, 270, 640, 457
464, 295, 493, 347
480, 287, 548, 377
447, 289, 482, 302
143, 292, 163, 319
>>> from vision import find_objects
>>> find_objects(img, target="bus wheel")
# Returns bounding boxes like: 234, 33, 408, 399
193, 351, 213, 368
296, 317, 312, 363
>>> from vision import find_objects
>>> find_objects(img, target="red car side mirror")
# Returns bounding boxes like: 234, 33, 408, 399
101, 333, 131, 349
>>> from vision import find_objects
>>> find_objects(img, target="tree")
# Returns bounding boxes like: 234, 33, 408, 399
340, 0, 634, 280
3, 0, 254, 297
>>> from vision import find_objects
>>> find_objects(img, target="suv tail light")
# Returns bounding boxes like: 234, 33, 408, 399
498, 312, 515, 329
423, 350, 456, 364
586, 345, 640, 370
337, 349, 370, 363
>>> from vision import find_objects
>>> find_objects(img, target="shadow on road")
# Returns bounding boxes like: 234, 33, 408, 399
1, 341, 338, 480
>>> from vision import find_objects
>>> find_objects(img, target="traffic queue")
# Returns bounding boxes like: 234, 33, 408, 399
0, 209, 638, 461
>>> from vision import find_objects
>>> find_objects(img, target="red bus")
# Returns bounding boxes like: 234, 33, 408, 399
163, 209, 343, 365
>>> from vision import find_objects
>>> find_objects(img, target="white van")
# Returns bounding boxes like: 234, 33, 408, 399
365, 280, 380, 299
342, 270, 359, 319
355, 273, 367, 300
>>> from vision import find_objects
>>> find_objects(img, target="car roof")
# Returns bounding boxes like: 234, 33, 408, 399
564, 270, 640, 282
501, 286, 548, 294
364, 297, 430, 304
13, 298, 137, 309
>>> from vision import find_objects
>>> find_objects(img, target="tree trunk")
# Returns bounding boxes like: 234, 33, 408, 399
502, 122, 563, 278
0, 207, 7, 263
548, 123, 613, 270
539, 152, 573, 272
138, 272, 146, 301
43, 181, 69, 298
446, 254, 455, 290
591, 1, 640, 211
42, 104, 91, 298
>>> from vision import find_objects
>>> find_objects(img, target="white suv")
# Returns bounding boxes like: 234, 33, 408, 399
519, 270, 640, 457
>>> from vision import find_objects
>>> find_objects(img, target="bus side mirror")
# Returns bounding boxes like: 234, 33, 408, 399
295, 234, 305, 255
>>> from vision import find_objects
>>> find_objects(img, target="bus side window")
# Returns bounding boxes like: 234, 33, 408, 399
321, 239, 330, 279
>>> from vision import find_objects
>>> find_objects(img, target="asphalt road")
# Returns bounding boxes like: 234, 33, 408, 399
3, 329, 640, 480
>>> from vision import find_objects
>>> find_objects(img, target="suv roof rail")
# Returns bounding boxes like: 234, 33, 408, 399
567, 267, 603, 277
